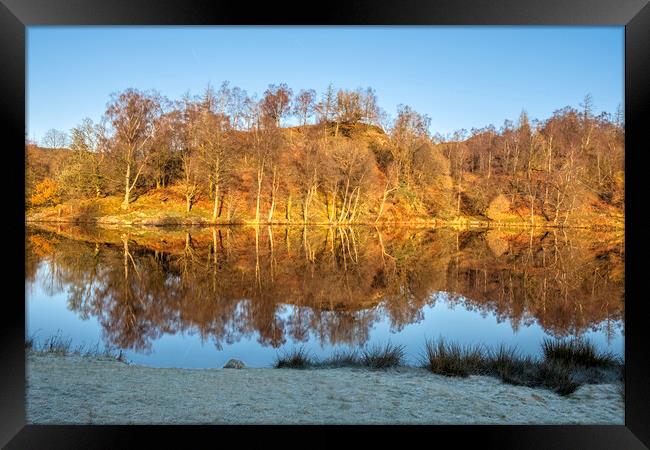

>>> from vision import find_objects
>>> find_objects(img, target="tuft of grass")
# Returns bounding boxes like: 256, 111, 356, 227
421, 339, 486, 377
274, 344, 404, 370
495, 355, 580, 396
361, 342, 405, 369
41, 333, 73, 355
274, 347, 313, 369
316, 349, 363, 368
487, 345, 581, 397
542, 338, 618, 368
488, 345, 537, 381
537, 361, 581, 396
420, 339, 586, 396
27, 332, 128, 363
271, 338, 621, 398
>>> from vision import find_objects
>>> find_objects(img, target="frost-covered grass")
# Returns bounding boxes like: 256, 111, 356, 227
420, 338, 622, 397
274, 343, 405, 370
274, 346, 313, 369
541, 338, 619, 368
27, 353, 624, 424
26, 331, 127, 363
274, 338, 623, 398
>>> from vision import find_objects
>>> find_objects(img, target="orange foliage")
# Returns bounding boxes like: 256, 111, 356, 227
30, 178, 61, 207
486, 194, 511, 221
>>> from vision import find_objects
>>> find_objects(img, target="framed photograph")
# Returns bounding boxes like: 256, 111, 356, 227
2, 0, 648, 448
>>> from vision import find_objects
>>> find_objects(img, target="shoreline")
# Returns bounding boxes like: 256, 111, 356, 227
27, 353, 624, 425
25, 216, 622, 231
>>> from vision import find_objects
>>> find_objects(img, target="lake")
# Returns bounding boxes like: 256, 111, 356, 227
25, 223, 624, 368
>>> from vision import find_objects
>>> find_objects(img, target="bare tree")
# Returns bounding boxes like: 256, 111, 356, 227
360, 87, 381, 125
315, 84, 336, 125
105, 88, 162, 210
260, 83, 293, 128
193, 86, 233, 220
389, 104, 431, 186
42, 129, 69, 149
292, 89, 316, 126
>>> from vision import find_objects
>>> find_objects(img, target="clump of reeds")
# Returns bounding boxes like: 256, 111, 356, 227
316, 349, 363, 368
272, 337, 620, 397
536, 361, 581, 396
361, 342, 405, 369
274, 346, 313, 369
420, 338, 619, 397
421, 339, 486, 377
541, 338, 619, 368
494, 352, 580, 396
275, 343, 405, 370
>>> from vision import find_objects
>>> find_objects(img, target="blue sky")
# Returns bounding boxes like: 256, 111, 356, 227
27, 26, 623, 143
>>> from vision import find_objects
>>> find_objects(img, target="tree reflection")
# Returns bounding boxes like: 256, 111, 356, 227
26, 224, 624, 353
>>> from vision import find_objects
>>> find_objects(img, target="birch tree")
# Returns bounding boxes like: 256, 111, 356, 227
105, 89, 162, 210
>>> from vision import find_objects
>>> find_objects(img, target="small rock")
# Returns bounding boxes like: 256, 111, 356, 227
223, 359, 245, 369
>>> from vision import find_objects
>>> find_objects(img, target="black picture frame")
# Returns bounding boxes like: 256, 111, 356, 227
2, 1, 648, 448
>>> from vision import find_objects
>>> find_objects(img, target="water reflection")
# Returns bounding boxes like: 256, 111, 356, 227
26, 224, 624, 363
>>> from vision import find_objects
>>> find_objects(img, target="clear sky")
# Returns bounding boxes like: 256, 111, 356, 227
27, 26, 623, 143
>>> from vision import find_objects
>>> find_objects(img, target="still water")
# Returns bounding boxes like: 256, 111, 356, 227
26, 224, 624, 368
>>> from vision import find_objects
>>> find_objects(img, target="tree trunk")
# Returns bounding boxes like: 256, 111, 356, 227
456, 176, 462, 216
286, 193, 292, 221
338, 177, 350, 222
487, 150, 492, 180
350, 188, 361, 222
326, 192, 331, 222
122, 235, 129, 283
303, 189, 310, 225
375, 183, 392, 224
121, 163, 131, 210
563, 194, 577, 225
330, 187, 338, 223
268, 167, 277, 223
255, 163, 264, 223
212, 178, 220, 221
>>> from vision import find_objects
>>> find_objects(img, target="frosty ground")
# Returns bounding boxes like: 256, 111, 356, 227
27, 354, 623, 425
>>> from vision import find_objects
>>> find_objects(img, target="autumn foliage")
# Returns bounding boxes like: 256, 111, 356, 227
486, 194, 512, 221
30, 178, 60, 207
26, 86, 624, 226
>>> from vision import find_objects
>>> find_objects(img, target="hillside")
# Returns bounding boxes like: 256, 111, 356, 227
25, 87, 624, 229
